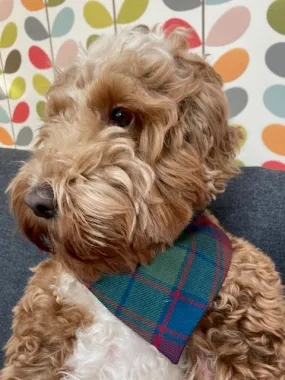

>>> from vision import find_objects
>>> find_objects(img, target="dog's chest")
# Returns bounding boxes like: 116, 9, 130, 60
58, 273, 188, 380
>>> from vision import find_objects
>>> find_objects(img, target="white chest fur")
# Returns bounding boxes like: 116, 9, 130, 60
57, 273, 191, 380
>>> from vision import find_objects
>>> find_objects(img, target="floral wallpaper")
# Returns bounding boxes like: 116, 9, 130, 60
0, 0, 285, 169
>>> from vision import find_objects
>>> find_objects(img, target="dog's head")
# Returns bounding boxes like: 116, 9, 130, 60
9, 27, 241, 279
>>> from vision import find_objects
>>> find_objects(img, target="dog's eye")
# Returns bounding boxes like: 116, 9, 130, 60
110, 107, 134, 127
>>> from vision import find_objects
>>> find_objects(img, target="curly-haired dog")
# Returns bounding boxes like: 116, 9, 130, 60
2, 27, 285, 380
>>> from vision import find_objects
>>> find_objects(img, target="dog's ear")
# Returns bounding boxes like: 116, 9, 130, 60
164, 28, 242, 197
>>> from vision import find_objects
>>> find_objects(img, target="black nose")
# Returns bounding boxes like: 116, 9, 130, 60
24, 186, 56, 219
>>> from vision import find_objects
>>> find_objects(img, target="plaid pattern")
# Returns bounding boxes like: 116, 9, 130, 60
88, 214, 232, 364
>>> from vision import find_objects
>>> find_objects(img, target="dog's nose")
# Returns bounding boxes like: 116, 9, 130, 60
24, 186, 56, 219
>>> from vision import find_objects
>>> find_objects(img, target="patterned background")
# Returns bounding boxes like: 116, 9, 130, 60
0, 0, 285, 169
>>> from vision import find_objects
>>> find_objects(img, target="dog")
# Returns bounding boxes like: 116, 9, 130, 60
2, 26, 285, 380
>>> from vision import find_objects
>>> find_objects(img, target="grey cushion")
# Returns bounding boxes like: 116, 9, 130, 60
211, 167, 285, 275
0, 148, 284, 367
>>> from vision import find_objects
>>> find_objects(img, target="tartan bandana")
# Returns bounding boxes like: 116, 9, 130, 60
87, 214, 232, 364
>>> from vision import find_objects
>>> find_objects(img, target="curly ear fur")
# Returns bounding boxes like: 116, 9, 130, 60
132, 28, 242, 251
165, 28, 242, 200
